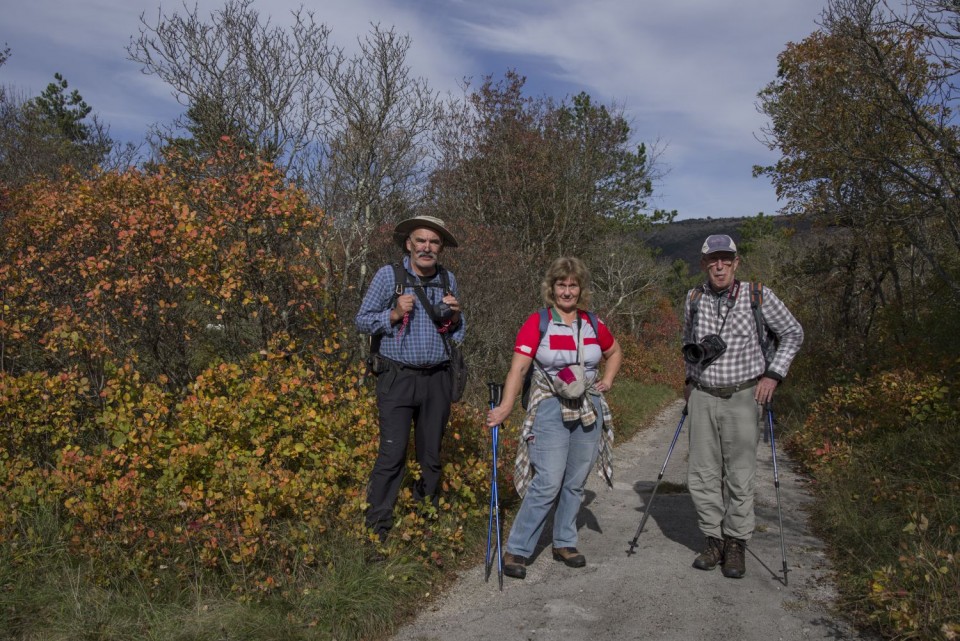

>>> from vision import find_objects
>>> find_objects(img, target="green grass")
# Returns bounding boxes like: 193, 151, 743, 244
0, 514, 433, 641
806, 422, 960, 640
605, 380, 678, 442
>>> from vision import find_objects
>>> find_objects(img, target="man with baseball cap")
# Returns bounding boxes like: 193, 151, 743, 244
355, 216, 465, 545
682, 234, 803, 578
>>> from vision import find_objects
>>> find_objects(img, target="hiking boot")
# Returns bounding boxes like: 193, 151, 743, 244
692, 536, 724, 571
503, 553, 527, 579
552, 547, 586, 568
721, 537, 746, 578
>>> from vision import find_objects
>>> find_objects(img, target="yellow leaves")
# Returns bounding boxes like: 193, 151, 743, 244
902, 513, 929, 535
1, 341, 495, 596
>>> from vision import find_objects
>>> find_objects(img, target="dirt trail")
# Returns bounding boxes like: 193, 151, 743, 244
391, 399, 871, 641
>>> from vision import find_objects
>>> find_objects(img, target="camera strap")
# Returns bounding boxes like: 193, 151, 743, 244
693, 280, 740, 339
411, 268, 457, 355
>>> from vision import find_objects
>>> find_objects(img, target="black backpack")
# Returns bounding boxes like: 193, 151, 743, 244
688, 281, 778, 367
520, 308, 599, 409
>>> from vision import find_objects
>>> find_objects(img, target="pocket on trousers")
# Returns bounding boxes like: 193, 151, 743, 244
375, 367, 397, 395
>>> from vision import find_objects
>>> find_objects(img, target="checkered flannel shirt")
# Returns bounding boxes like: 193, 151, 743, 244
355, 256, 466, 367
683, 280, 803, 388
512, 368, 614, 498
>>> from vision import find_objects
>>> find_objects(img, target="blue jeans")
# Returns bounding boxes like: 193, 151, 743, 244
506, 395, 602, 558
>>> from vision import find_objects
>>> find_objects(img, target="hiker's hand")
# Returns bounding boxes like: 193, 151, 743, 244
486, 404, 510, 428
441, 293, 460, 313
755, 377, 778, 405
594, 379, 612, 393
390, 294, 415, 323
442, 293, 462, 326
684, 383, 692, 402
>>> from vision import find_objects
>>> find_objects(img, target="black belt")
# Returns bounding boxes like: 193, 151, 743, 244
694, 379, 757, 399
383, 356, 449, 374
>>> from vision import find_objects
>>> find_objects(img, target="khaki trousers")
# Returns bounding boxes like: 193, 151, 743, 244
687, 385, 762, 541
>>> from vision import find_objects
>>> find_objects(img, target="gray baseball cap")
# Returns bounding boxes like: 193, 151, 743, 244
701, 234, 737, 255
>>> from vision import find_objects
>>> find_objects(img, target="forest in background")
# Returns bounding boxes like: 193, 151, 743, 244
1, 0, 958, 639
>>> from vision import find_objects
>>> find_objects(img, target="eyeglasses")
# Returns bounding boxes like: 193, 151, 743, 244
705, 257, 736, 267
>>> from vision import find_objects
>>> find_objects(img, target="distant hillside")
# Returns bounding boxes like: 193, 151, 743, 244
639, 215, 804, 271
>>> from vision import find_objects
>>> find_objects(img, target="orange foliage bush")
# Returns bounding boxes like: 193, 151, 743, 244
787, 369, 951, 474
0, 144, 499, 594
0, 143, 328, 388
1, 349, 499, 590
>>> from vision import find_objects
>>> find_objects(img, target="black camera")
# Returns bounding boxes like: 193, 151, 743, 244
433, 301, 454, 323
682, 334, 727, 369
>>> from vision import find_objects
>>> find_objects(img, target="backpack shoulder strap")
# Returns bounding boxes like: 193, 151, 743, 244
390, 262, 406, 302
749, 282, 774, 363
370, 262, 407, 357
538, 307, 550, 340
688, 286, 703, 325
749, 281, 764, 336
750, 281, 763, 309
584, 310, 599, 337
438, 264, 450, 294
689, 287, 704, 309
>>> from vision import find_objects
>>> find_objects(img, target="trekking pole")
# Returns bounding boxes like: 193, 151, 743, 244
766, 401, 789, 586
485, 382, 505, 589
627, 405, 688, 555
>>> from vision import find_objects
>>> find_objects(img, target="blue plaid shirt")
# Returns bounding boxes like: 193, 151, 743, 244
355, 256, 466, 368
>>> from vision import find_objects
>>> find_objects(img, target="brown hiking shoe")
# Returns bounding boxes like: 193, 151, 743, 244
692, 536, 724, 571
721, 537, 746, 578
503, 553, 527, 579
552, 547, 586, 568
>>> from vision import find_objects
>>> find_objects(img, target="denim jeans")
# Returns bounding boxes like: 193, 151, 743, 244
506, 395, 602, 558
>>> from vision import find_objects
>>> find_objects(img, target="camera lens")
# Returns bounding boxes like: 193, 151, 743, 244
682, 343, 704, 364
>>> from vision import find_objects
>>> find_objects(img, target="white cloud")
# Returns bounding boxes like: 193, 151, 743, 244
0, 0, 827, 219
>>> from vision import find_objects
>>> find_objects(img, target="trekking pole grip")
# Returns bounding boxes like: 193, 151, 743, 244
487, 382, 503, 407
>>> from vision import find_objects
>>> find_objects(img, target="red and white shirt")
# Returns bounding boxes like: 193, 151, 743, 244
514, 308, 615, 381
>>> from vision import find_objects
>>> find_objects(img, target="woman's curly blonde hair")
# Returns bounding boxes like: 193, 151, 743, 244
540, 256, 592, 309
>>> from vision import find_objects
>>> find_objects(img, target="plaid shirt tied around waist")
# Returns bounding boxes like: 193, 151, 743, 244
513, 368, 614, 498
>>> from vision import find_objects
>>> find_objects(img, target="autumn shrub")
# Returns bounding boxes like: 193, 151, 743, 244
0, 142, 329, 388
789, 368, 959, 640
616, 296, 684, 391
0, 347, 501, 598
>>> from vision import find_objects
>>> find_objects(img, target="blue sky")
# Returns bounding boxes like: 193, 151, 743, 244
1, 0, 827, 220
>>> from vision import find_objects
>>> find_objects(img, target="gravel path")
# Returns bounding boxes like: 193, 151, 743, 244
390, 399, 872, 641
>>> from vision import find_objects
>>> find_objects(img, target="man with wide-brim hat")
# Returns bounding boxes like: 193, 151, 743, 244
681, 233, 803, 580
355, 215, 465, 549
393, 215, 459, 248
